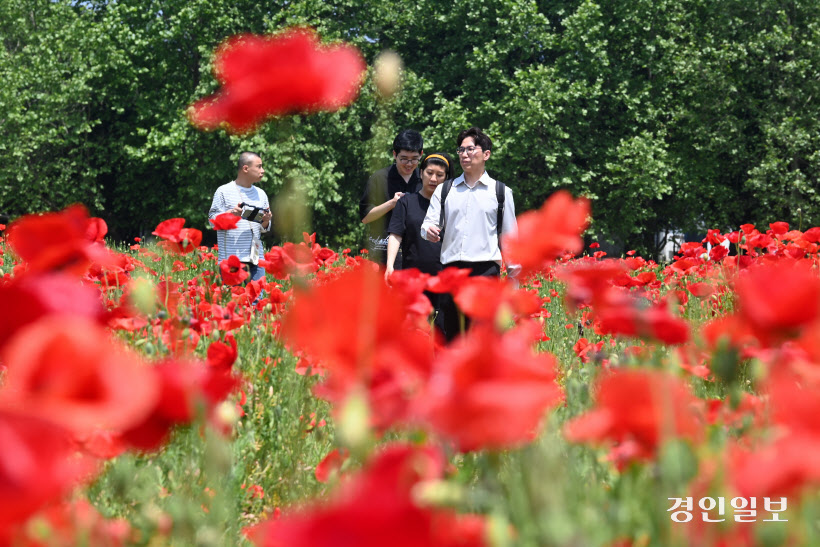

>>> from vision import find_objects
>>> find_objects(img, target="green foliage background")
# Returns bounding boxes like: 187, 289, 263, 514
2, 0, 819, 255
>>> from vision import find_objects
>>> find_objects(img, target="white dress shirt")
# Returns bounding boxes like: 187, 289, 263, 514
420, 171, 517, 265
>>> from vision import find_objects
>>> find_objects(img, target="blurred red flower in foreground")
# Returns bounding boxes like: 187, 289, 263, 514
453, 276, 541, 323
246, 444, 486, 547
734, 258, 820, 344
417, 322, 563, 452
5, 204, 115, 275
207, 334, 238, 371
425, 266, 472, 294
0, 410, 97, 534
189, 28, 366, 133
121, 358, 239, 452
564, 369, 704, 465
730, 371, 820, 498
209, 211, 241, 230
596, 303, 691, 345
262, 242, 321, 278
0, 273, 105, 351
4, 498, 131, 547
0, 316, 158, 435
502, 190, 590, 274
315, 448, 349, 484
283, 266, 434, 430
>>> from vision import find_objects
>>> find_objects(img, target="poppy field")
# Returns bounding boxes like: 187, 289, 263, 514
2, 196, 820, 547
3, 22, 820, 547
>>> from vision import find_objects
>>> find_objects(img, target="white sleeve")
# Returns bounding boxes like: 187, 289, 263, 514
420, 184, 443, 241
261, 189, 271, 233
501, 186, 517, 237
208, 187, 228, 221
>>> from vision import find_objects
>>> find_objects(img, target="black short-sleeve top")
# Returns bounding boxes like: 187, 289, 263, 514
388, 192, 442, 275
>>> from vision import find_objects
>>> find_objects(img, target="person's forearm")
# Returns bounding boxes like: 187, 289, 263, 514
386, 234, 402, 269
362, 200, 395, 224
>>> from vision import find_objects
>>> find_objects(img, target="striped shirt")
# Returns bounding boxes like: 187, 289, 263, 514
208, 181, 270, 264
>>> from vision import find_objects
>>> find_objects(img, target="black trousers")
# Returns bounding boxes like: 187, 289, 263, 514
438, 261, 501, 341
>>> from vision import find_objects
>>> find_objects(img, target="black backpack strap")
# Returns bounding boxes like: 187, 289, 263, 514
496, 180, 506, 238
438, 178, 453, 236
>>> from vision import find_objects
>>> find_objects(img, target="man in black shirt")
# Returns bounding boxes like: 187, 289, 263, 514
359, 129, 423, 266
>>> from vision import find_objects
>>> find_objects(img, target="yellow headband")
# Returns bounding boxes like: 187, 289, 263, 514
425, 154, 449, 168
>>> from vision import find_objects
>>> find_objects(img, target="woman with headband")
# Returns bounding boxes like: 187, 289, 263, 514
385, 152, 454, 282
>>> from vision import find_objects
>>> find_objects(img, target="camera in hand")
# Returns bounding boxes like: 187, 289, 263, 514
238, 202, 268, 223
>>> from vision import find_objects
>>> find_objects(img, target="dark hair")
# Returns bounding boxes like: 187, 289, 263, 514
392, 129, 423, 154
237, 151, 260, 171
457, 127, 492, 152
420, 152, 454, 180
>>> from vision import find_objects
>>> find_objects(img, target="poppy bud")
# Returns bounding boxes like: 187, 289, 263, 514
373, 50, 403, 99
337, 389, 371, 455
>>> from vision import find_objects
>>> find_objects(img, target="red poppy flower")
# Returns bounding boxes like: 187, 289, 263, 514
0, 410, 98, 533
4, 498, 132, 547
803, 227, 820, 243
0, 316, 158, 435
596, 304, 691, 345
564, 369, 704, 462
5, 204, 113, 275
502, 190, 590, 274
313, 246, 338, 266
416, 322, 563, 452
283, 266, 434, 430
573, 337, 605, 363
704, 229, 725, 246
152, 218, 186, 240
615, 270, 657, 288
734, 259, 820, 343
707, 245, 728, 262
189, 28, 366, 133
207, 334, 238, 371
559, 260, 628, 311
0, 273, 105, 352
769, 221, 789, 235
669, 257, 702, 275
730, 370, 820, 498
262, 243, 320, 278
387, 268, 434, 321
425, 267, 473, 294
220, 255, 249, 285
729, 436, 820, 499
686, 282, 715, 298
209, 212, 241, 230
623, 256, 646, 270
453, 276, 541, 322
747, 232, 773, 248
245, 444, 486, 547
85, 217, 108, 242
121, 358, 239, 452
152, 218, 202, 254
314, 448, 349, 484
677, 242, 706, 258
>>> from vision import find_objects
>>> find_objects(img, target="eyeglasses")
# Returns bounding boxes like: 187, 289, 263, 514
397, 157, 421, 165
456, 146, 482, 155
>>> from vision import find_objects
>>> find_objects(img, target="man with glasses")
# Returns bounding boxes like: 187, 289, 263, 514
360, 129, 424, 266
420, 126, 519, 340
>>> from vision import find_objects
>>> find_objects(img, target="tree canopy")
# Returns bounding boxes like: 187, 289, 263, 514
2, 0, 818, 256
